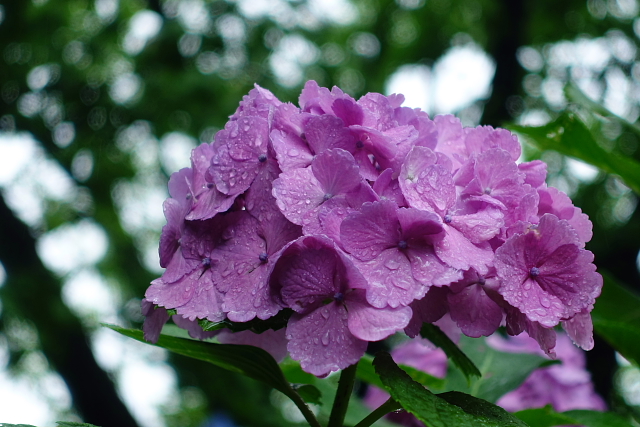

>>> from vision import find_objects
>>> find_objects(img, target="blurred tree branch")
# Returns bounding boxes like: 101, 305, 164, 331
0, 192, 139, 427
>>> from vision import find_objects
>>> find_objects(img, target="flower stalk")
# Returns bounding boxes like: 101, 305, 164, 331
328, 362, 359, 427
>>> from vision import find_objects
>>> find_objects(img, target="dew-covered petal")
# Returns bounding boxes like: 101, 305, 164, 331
271, 128, 313, 172
434, 225, 493, 274
332, 98, 363, 126
231, 84, 282, 121
244, 156, 284, 223
538, 186, 592, 246
341, 200, 400, 262
146, 267, 207, 311
562, 308, 594, 351
461, 148, 525, 211
272, 166, 325, 225
354, 249, 420, 308
311, 148, 362, 197
305, 114, 356, 154
464, 126, 521, 163
448, 284, 503, 338
373, 168, 406, 207
496, 214, 602, 327
408, 246, 462, 287
449, 207, 504, 244
400, 146, 455, 214
209, 116, 269, 195
287, 303, 367, 377
273, 235, 346, 312
177, 280, 223, 324
396, 207, 443, 244
346, 289, 412, 341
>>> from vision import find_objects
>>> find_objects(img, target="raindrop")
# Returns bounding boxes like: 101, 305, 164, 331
321, 331, 330, 346
288, 148, 299, 157
384, 259, 400, 270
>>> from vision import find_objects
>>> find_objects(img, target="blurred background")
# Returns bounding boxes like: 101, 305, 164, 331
2, 0, 640, 426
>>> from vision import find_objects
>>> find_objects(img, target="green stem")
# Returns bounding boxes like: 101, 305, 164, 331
285, 386, 323, 427
328, 362, 359, 427
353, 398, 402, 427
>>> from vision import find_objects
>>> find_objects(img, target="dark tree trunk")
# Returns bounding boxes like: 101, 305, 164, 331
0, 193, 140, 427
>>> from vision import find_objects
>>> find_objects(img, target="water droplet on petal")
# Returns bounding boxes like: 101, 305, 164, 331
384, 259, 400, 270
540, 297, 551, 308
288, 149, 299, 157
321, 331, 330, 346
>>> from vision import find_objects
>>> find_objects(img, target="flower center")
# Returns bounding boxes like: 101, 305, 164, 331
258, 153, 267, 163
258, 252, 268, 263
398, 240, 408, 250
529, 266, 540, 277
356, 140, 364, 149
202, 257, 211, 267
443, 214, 452, 224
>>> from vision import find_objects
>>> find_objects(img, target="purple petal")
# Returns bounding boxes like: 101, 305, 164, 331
286, 303, 367, 376
209, 116, 269, 195
405, 286, 450, 337
311, 148, 362, 196
434, 225, 493, 274
271, 128, 314, 172
272, 166, 325, 225
346, 289, 412, 341
218, 328, 289, 363
448, 284, 503, 337
341, 200, 400, 262
141, 299, 170, 343
305, 114, 356, 154
172, 314, 219, 339
562, 309, 594, 351
353, 249, 420, 308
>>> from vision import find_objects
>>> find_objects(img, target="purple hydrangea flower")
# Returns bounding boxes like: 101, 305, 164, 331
144, 80, 602, 371
341, 199, 460, 309
271, 235, 411, 376
490, 332, 606, 413
495, 214, 602, 328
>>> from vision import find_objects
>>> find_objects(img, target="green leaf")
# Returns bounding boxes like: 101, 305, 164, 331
198, 309, 293, 334
280, 357, 319, 385
442, 335, 556, 403
294, 384, 323, 405
104, 324, 293, 397
56, 423, 102, 427
420, 323, 481, 382
565, 81, 640, 138
515, 407, 634, 427
357, 353, 445, 391
0, 424, 40, 427
373, 351, 529, 427
590, 272, 640, 366
509, 112, 640, 194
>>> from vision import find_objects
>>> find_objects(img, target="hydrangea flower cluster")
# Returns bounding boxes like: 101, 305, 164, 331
142, 81, 602, 377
